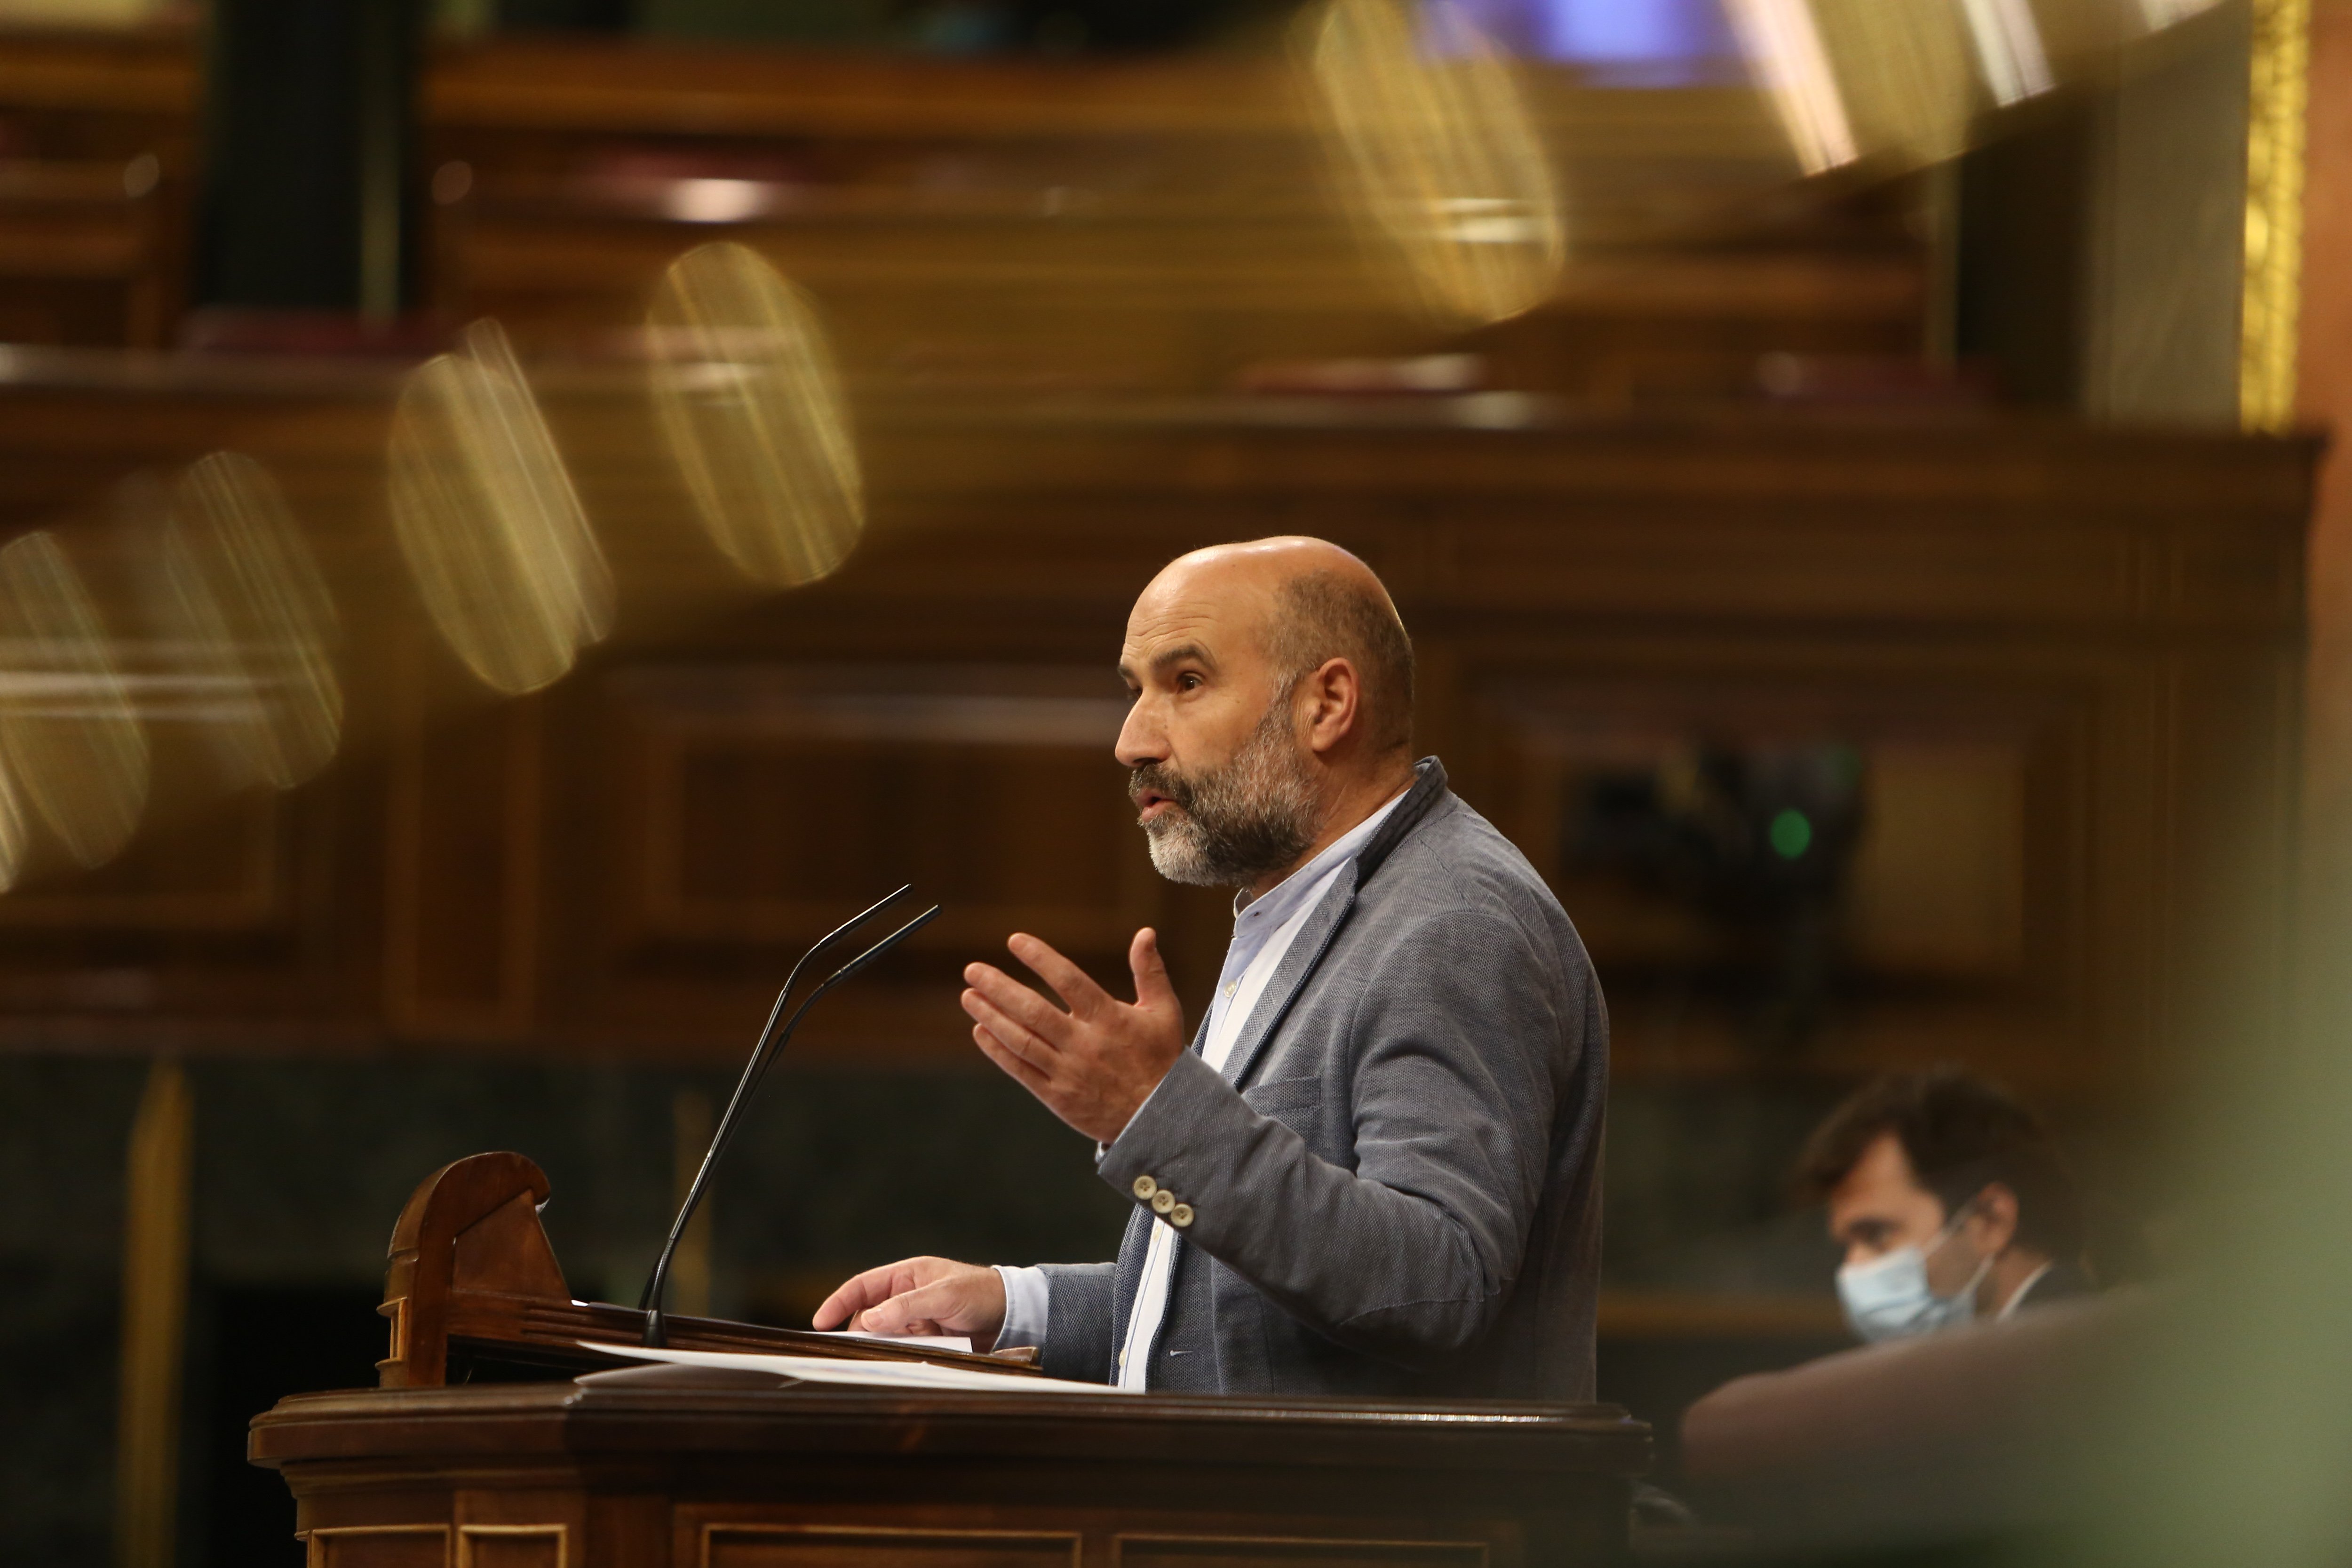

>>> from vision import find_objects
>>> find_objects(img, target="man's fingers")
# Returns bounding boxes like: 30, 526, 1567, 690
961, 990, 1059, 1069
1008, 933, 1112, 1019
811, 1259, 926, 1329
850, 1268, 1005, 1346
855, 1279, 963, 1336
963, 963, 1076, 1047
1129, 927, 1180, 1014
972, 1022, 1055, 1094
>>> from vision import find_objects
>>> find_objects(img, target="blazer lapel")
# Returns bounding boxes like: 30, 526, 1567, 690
1218, 756, 1453, 1090
1184, 996, 1215, 1058
1219, 867, 1360, 1092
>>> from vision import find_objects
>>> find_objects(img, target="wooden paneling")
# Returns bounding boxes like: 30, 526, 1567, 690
0, 349, 2312, 1090
310, 1525, 451, 1568
0, 25, 1919, 386
386, 654, 543, 1039
607, 665, 1147, 957
1468, 671, 2064, 980
256, 1381, 1643, 1568
703, 1525, 1079, 1568
1847, 742, 2030, 977
0, 27, 197, 348
457, 1525, 565, 1568
1460, 653, 2109, 1082
413, 37, 1925, 398
1113, 1537, 1487, 1568
548, 662, 1163, 1053
0, 788, 281, 935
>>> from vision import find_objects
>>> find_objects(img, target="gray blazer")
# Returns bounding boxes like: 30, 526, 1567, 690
1036, 757, 1607, 1399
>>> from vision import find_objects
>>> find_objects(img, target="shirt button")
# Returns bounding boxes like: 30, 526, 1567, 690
1132, 1176, 1158, 1200
1169, 1204, 1194, 1228
1151, 1189, 1176, 1216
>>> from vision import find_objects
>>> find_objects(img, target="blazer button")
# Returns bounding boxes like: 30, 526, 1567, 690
1169, 1204, 1194, 1228
1151, 1189, 1176, 1215
1132, 1176, 1158, 1200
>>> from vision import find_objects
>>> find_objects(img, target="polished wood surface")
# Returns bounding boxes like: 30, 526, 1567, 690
252, 1375, 1649, 1568
380, 1151, 1040, 1388
0, 350, 2315, 1093
416, 37, 1920, 397
0, 26, 195, 348
325, 1129, 1649, 1563
0, 25, 1921, 389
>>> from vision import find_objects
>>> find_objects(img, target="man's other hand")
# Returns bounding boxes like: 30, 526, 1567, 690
962, 927, 1187, 1145
811, 1256, 1006, 1347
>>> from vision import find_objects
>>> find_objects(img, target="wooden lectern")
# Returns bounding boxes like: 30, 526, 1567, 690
250, 1154, 1651, 1566
371, 1153, 1042, 1386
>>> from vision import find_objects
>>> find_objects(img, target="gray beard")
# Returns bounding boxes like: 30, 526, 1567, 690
1136, 700, 1319, 889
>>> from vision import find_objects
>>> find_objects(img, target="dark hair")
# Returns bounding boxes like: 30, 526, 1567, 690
1795, 1065, 2086, 1262
1267, 569, 1415, 755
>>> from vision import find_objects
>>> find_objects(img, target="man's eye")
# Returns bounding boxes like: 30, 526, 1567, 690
1178, 673, 1203, 691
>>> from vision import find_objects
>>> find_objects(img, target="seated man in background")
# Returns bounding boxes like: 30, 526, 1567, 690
1797, 1066, 2094, 1343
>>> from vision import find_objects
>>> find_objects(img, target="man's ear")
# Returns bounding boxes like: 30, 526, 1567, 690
1303, 657, 1360, 755
1969, 1182, 2021, 1255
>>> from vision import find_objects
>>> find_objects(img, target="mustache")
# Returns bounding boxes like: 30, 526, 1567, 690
1129, 763, 1194, 814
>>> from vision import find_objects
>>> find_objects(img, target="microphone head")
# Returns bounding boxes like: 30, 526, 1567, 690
827, 904, 942, 985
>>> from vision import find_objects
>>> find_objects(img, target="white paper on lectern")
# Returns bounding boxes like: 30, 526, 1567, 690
584, 1341, 1144, 1395
808, 1329, 975, 1353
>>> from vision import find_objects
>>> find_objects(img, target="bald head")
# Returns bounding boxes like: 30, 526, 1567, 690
1140, 538, 1415, 756
1118, 538, 1416, 891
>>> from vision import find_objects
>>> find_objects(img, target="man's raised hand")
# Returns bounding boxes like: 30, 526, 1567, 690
961, 927, 1187, 1144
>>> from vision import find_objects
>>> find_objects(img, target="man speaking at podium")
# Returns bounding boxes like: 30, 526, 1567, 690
815, 537, 1608, 1398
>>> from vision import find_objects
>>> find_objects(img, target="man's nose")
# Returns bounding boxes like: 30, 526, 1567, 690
1115, 702, 1164, 770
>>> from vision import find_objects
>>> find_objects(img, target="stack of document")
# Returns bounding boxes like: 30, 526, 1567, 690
586, 1341, 1141, 1395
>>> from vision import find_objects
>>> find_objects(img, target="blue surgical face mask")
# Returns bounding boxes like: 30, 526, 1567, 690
1836, 1212, 1991, 1344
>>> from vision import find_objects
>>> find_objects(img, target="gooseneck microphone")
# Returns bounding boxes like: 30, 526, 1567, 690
639, 885, 942, 1347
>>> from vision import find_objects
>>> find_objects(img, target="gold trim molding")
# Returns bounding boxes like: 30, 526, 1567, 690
115, 1059, 193, 1568
2242, 0, 2312, 431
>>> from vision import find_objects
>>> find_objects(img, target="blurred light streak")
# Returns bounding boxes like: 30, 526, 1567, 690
1724, 0, 1858, 173
1304, 0, 1567, 326
159, 453, 343, 790
2240, 0, 2307, 431
1959, 0, 2053, 103
388, 319, 612, 696
665, 178, 776, 224
2137, 0, 2225, 26
646, 242, 866, 590
0, 748, 25, 893
0, 530, 150, 873
1812, 0, 1973, 167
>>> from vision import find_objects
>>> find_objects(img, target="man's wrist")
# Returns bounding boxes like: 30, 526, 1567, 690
1097, 1057, 1183, 1150
993, 1265, 1050, 1349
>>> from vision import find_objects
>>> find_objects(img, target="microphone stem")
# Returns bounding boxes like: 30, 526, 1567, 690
639, 900, 939, 1347
643, 984, 828, 1344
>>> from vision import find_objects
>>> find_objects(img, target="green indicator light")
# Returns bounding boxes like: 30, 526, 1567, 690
1769, 808, 1812, 860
